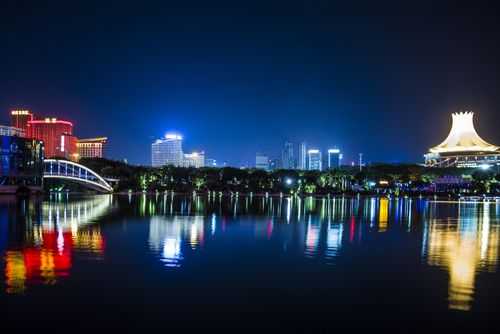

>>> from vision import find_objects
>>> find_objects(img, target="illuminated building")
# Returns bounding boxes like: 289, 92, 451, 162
255, 153, 269, 171
327, 148, 341, 169
0, 133, 44, 193
298, 142, 307, 170
10, 110, 33, 133
28, 118, 78, 160
151, 133, 183, 167
307, 149, 322, 171
77, 137, 107, 159
281, 141, 295, 169
0, 125, 25, 137
183, 151, 205, 168
425, 112, 500, 167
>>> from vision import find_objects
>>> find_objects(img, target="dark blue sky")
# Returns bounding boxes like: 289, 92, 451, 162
1, 1, 499, 166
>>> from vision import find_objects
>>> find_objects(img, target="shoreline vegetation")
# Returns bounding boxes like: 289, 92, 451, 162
61, 158, 500, 197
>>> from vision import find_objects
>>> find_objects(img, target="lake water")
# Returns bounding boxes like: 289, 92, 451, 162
1, 194, 499, 331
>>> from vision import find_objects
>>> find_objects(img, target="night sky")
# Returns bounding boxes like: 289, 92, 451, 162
1, 1, 499, 166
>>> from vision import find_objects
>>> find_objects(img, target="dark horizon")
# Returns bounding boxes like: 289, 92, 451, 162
1, 1, 500, 166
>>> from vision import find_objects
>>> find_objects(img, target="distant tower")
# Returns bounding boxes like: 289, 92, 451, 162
308, 149, 322, 171
255, 153, 270, 171
298, 142, 307, 170
281, 141, 295, 169
327, 148, 341, 169
151, 133, 184, 167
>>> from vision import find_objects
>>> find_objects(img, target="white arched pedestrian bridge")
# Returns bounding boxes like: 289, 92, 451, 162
43, 159, 113, 193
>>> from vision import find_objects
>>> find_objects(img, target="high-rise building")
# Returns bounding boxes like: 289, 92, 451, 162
281, 141, 295, 169
255, 153, 269, 171
269, 158, 281, 171
298, 142, 307, 170
327, 148, 341, 169
77, 137, 108, 159
10, 110, 33, 134
308, 149, 322, 171
28, 118, 77, 160
151, 133, 183, 167
183, 151, 205, 168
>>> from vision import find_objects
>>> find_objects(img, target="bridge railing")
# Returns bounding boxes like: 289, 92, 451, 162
43, 159, 113, 193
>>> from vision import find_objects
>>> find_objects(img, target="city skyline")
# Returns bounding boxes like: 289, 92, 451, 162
2, 2, 500, 166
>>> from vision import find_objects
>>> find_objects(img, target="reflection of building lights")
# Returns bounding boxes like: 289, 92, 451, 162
4, 197, 110, 294
5, 251, 26, 294
162, 238, 182, 267
305, 218, 320, 258
378, 198, 389, 232
424, 204, 499, 311
478, 164, 491, 170
326, 223, 343, 261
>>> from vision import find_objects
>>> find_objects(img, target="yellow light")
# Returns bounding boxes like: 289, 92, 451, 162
11, 110, 30, 115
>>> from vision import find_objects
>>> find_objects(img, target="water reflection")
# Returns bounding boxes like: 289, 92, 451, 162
1, 195, 111, 294
148, 216, 205, 268
423, 202, 500, 311
1, 193, 499, 316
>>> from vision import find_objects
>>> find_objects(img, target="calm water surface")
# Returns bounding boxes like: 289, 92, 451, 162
1, 194, 499, 331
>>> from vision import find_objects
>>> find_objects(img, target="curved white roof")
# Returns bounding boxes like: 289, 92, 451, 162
429, 112, 499, 154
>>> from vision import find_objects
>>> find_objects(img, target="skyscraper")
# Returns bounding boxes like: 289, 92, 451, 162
298, 142, 307, 170
281, 141, 295, 169
308, 149, 322, 171
255, 153, 269, 171
327, 148, 341, 169
151, 133, 183, 167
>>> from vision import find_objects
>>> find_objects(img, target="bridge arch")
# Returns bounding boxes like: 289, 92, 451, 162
43, 159, 113, 193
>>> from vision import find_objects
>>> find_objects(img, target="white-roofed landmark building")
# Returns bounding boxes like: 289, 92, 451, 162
425, 111, 500, 168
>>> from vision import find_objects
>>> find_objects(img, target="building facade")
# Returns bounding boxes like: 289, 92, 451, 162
151, 134, 183, 167
298, 142, 307, 170
425, 112, 500, 168
281, 141, 295, 169
0, 132, 44, 193
10, 110, 33, 134
308, 149, 322, 171
327, 148, 341, 169
28, 118, 77, 160
77, 137, 107, 159
255, 153, 269, 171
183, 151, 205, 168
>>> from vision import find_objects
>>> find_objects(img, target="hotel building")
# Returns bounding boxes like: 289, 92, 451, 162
183, 151, 205, 168
28, 118, 78, 160
151, 133, 184, 167
10, 110, 33, 134
77, 137, 108, 159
